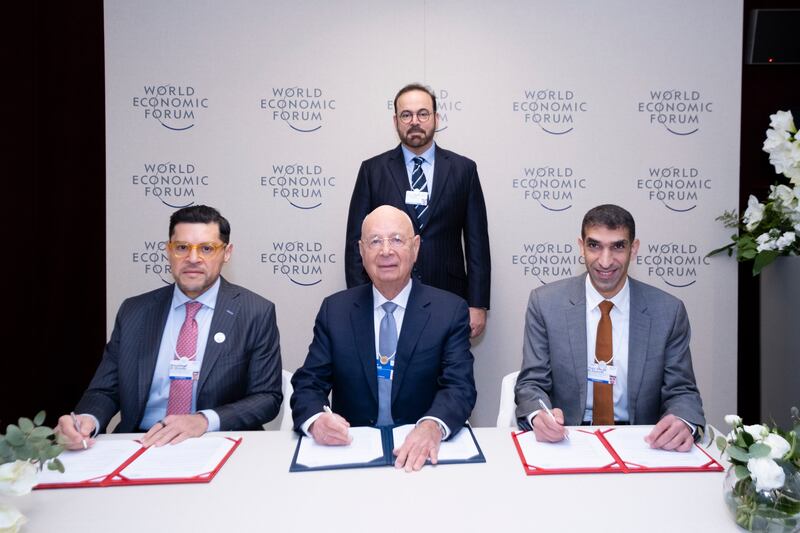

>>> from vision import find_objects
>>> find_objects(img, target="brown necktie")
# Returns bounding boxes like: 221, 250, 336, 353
592, 300, 614, 425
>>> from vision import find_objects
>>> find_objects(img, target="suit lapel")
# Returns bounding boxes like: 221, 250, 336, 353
137, 287, 172, 418
387, 146, 420, 231
391, 283, 430, 402
626, 279, 650, 423
566, 275, 588, 414
351, 285, 378, 404
424, 145, 451, 226
197, 279, 239, 397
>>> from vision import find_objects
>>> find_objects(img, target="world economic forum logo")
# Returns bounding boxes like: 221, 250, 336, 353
260, 241, 336, 286
512, 242, 584, 285
512, 89, 588, 135
131, 162, 209, 209
131, 85, 208, 131
260, 87, 335, 133
512, 166, 588, 211
635, 166, 712, 213
259, 163, 336, 210
636, 242, 710, 288
637, 90, 713, 136
131, 240, 171, 285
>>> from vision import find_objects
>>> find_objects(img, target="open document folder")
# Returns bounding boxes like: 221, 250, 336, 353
512, 425, 723, 475
290, 424, 485, 472
36, 436, 241, 488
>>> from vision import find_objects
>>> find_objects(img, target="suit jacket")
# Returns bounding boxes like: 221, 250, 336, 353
514, 274, 705, 428
75, 277, 283, 432
290, 281, 476, 435
344, 144, 491, 309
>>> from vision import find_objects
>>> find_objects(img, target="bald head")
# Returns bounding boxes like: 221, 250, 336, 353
359, 205, 420, 299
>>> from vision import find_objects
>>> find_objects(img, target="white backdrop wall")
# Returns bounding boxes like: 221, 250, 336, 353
105, 0, 742, 428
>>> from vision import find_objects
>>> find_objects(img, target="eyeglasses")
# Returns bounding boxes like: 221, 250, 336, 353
362, 234, 410, 250
397, 109, 432, 124
167, 241, 227, 258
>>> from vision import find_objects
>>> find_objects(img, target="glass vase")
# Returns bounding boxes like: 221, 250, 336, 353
723, 462, 800, 532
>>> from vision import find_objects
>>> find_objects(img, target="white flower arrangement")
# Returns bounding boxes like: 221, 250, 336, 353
711, 110, 800, 274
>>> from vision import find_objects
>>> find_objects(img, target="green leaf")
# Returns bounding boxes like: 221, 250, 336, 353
48, 458, 65, 473
726, 445, 750, 462
749, 442, 771, 458
33, 411, 46, 426
29, 426, 53, 439
17, 417, 34, 434
734, 465, 750, 479
45, 444, 63, 459
5, 424, 25, 446
753, 250, 780, 275
15, 442, 33, 461
716, 435, 728, 452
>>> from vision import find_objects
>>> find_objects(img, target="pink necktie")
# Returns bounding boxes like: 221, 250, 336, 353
166, 301, 203, 415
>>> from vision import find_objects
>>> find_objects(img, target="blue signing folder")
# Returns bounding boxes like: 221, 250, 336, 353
289, 424, 485, 472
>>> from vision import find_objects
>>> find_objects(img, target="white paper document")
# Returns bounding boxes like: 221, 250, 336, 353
516, 428, 616, 470
37, 440, 142, 484
294, 426, 385, 468
392, 424, 481, 462
602, 425, 715, 468
120, 436, 237, 479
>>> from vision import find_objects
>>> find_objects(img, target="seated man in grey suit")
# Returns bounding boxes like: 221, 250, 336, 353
57, 205, 283, 449
515, 204, 705, 452
291, 205, 476, 472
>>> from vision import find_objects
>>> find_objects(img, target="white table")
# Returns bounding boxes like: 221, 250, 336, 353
21, 428, 738, 532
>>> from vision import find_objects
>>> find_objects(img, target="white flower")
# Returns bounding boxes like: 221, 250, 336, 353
0, 461, 38, 496
747, 457, 786, 491
743, 424, 769, 441
724, 414, 742, 426
762, 433, 791, 460
769, 146, 799, 177
763, 127, 791, 153
769, 110, 797, 134
770, 184, 795, 204
0, 503, 26, 533
756, 233, 778, 252
775, 232, 796, 251
743, 195, 765, 231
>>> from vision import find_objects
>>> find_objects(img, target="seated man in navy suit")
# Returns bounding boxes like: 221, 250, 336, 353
291, 205, 476, 472
57, 205, 283, 450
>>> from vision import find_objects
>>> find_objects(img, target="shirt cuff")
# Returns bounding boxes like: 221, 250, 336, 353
301, 412, 324, 437
81, 414, 101, 437
198, 409, 220, 432
526, 409, 542, 429
417, 416, 450, 440
675, 416, 696, 436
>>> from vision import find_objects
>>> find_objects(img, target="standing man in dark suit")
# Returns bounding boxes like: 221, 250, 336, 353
292, 206, 476, 472
515, 204, 705, 451
57, 205, 282, 449
345, 83, 491, 338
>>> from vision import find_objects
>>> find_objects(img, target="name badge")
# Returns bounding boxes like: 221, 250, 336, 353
169, 357, 199, 381
376, 356, 394, 381
588, 361, 617, 384
405, 189, 428, 206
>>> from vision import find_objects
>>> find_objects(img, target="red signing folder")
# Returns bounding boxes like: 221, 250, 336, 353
512, 425, 723, 476
35, 436, 241, 489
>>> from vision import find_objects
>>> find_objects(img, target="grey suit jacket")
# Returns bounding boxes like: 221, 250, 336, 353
514, 274, 705, 428
75, 277, 283, 432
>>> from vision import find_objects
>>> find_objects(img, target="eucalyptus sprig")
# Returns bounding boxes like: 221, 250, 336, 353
0, 411, 65, 473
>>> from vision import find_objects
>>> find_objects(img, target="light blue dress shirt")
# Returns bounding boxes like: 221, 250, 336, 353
401, 143, 436, 200
139, 278, 222, 431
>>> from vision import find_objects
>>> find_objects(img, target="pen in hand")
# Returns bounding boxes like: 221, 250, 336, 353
70, 412, 88, 450
538, 399, 569, 440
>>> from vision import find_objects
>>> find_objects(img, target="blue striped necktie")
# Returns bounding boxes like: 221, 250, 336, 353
411, 157, 429, 228
377, 301, 397, 426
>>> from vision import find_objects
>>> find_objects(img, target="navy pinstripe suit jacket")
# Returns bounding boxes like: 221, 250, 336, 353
75, 277, 283, 432
345, 145, 491, 309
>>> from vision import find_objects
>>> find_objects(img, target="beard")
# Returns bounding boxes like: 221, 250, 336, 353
398, 123, 434, 149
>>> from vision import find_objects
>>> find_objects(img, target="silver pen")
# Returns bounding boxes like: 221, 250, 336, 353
70, 412, 88, 449
538, 399, 569, 440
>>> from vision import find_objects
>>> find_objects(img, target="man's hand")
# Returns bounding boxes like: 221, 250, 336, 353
141, 414, 209, 447
56, 414, 97, 451
468, 307, 487, 338
309, 412, 352, 446
645, 414, 694, 452
531, 407, 569, 443
393, 420, 442, 472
